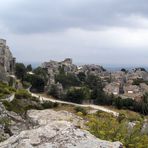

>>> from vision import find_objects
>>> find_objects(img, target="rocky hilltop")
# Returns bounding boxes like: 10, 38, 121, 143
0, 109, 122, 148
41, 58, 106, 85
0, 39, 15, 82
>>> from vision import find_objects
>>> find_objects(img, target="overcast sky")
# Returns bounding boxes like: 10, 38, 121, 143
0, 0, 148, 67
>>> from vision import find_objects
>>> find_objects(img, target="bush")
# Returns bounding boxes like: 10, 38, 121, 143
74, 106, 87, 115
15, 63, 26, 81
25, 74, 45, 92
86, 114, 148, 147
55, 72, 81, 88
3, 97, 42, 116
41, 101, 58, 109
65, 87, 91, 104
2, 99, 24, 114
22, 81, 31, 89
0, 82, 16, 99
15, 89, 31, 99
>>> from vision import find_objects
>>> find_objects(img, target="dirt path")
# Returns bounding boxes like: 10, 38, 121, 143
31, 93, 119, 117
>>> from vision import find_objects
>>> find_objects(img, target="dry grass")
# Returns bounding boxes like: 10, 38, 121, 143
103, 105, 147, 120
33, 92, 148, 120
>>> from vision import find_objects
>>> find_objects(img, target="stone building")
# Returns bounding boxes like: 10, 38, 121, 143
0, 39, 15, 81
103, 82, 120, 95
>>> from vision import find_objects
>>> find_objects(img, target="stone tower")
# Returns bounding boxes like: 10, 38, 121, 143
0, 39, 15, 75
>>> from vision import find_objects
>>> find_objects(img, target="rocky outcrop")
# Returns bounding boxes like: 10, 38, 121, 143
78, 64, 106, 76
0, 103, 27, 142
0, 109, 122, 148
42, 58, 106, 91
141, 119, 148, 134
0, 39, 15, 82
42, 58, 77, 84
0, 103, 10, 141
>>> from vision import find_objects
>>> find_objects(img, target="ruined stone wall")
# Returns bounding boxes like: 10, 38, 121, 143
0, 39, 15, 75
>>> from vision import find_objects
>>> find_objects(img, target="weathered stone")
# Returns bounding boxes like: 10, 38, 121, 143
41, 58, 106, 92
78, 64, 105, 76
0, 39, 15, 82
0, 109, 123, 148
141, 119, 148, 134
0, 103, 10, 141
0, 103, 28, 141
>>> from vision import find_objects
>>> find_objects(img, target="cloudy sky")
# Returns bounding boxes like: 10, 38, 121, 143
0, 0, 148, 67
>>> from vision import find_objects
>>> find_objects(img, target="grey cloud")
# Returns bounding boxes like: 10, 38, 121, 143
1, 0, 148, 67
1, 0, 148, 33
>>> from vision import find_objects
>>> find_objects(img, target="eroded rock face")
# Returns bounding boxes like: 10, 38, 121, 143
42, 58, 77, 86
141, 119, 148, 134
78, 64, 106, 76
0, 109, 122, 148
0, 103, 28, 142
0, 103, 10, 141
0, 39, 15, 83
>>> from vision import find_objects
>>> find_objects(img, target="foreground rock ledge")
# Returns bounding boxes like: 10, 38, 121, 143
0, 109, 122, 148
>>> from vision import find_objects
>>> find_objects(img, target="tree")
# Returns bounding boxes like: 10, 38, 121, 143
33, 67, 48, 85
31, 75, 45, 92
15, 63, 26, 81
135, 67, 146, 72
77, 72, 86, 82
114, 97, 123, 109
25, 74, 45, 92
65, 87, 91, 104
26, 64, 32, 72
55, 73, 80, 88
85, 75, 105, 104
48, 84, 63, 99
121, 68, 127, 73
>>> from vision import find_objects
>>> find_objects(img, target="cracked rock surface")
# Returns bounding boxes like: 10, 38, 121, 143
0, 109, 122, 148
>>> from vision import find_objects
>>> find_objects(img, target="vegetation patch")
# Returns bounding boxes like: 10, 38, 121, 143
41, 101, 59, 109
0, 82, 16, 99
74, 106, 87, 116
86, 112, 148, 148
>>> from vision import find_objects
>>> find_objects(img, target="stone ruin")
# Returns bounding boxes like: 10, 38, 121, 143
0, 39, 15, 81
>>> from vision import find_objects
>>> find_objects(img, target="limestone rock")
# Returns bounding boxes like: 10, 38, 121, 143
0, 39, 15, 82
0, 103, 28, 141
78, 64, 105, 76
0, 109, 123, 148
141, 119, 148, 134
0, 103, 10, 141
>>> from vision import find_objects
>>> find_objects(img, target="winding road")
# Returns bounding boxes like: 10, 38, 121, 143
31, 92, 119, 117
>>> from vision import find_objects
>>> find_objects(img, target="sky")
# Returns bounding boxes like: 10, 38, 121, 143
0, 0, 148, 67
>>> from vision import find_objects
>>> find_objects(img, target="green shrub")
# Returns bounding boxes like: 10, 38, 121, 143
0, 117, 10, 126
15, 89, 31, 99
22, 81, 31, 89
0, 82, 16, 100
65, 87, 91, 104
74, 106, 87, 115
86, 114, 148, 147
41, 101, 58, 109
3, 99, 25, 114
30, 96, 40, 102
0, 88, 10, 95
